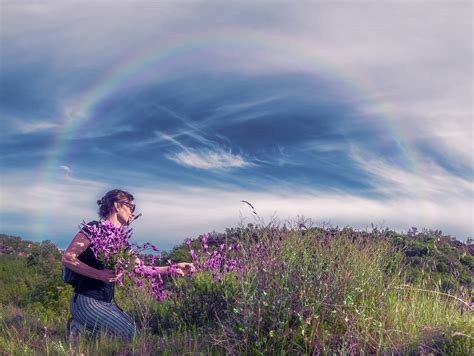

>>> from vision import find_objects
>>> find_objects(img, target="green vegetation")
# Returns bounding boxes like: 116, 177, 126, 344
0, 236, 71, 311
0, 226, 472, 355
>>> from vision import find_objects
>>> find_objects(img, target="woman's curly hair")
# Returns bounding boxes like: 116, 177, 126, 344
97, 189, 134, 219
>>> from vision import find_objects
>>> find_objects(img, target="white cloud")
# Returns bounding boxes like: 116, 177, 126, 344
0, 174, 107, 242
167, 148, 252, 170
1, 166, 472, 251
15, 120, 59, 134
60, 165, 71, 174
131, 185, 473, 247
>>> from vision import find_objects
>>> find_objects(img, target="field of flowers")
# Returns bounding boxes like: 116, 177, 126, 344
0, 223, 473, 355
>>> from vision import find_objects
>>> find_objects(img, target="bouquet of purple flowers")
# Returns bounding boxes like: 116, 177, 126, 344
82, 220, 135, 270
81, 220, 172, 300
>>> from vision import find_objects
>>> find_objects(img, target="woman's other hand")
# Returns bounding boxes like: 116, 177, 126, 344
171, 267, 185, 277
175, 262, 196, 275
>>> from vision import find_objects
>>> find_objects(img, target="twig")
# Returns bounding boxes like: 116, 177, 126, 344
451, 331, 474, 340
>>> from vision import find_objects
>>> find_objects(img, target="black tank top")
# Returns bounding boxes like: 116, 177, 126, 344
74, 221, 114, 302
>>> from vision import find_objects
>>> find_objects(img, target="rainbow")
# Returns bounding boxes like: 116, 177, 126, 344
35, 30, 418, 238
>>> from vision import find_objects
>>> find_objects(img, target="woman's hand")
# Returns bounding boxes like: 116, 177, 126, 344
63, 232, 120, 283
98, 269, 117, 283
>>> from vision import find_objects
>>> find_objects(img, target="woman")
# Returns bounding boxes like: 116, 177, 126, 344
62, 189, 194, 340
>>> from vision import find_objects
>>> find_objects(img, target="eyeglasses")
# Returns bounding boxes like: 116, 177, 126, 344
119, 200, 136, 213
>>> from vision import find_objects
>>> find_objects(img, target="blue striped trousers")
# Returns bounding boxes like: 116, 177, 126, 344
70, 293, 137, 339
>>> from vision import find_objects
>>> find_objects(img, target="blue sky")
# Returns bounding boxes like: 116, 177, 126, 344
1, 2, 472, 250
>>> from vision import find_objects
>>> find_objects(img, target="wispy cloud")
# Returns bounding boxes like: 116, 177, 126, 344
351, 148, 474, 200
167, 148, 253, 170
148, 130, 254, 170
15, 120, 59, 134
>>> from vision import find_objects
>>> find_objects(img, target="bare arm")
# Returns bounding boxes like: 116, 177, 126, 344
135, 259, 195, 277
61, 232, 116, 283
151, 266, 182, 277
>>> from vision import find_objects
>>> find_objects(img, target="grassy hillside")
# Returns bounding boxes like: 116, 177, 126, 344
0, 226, 472, 354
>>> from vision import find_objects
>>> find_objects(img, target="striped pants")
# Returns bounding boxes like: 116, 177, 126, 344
70, 293, 137, 339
